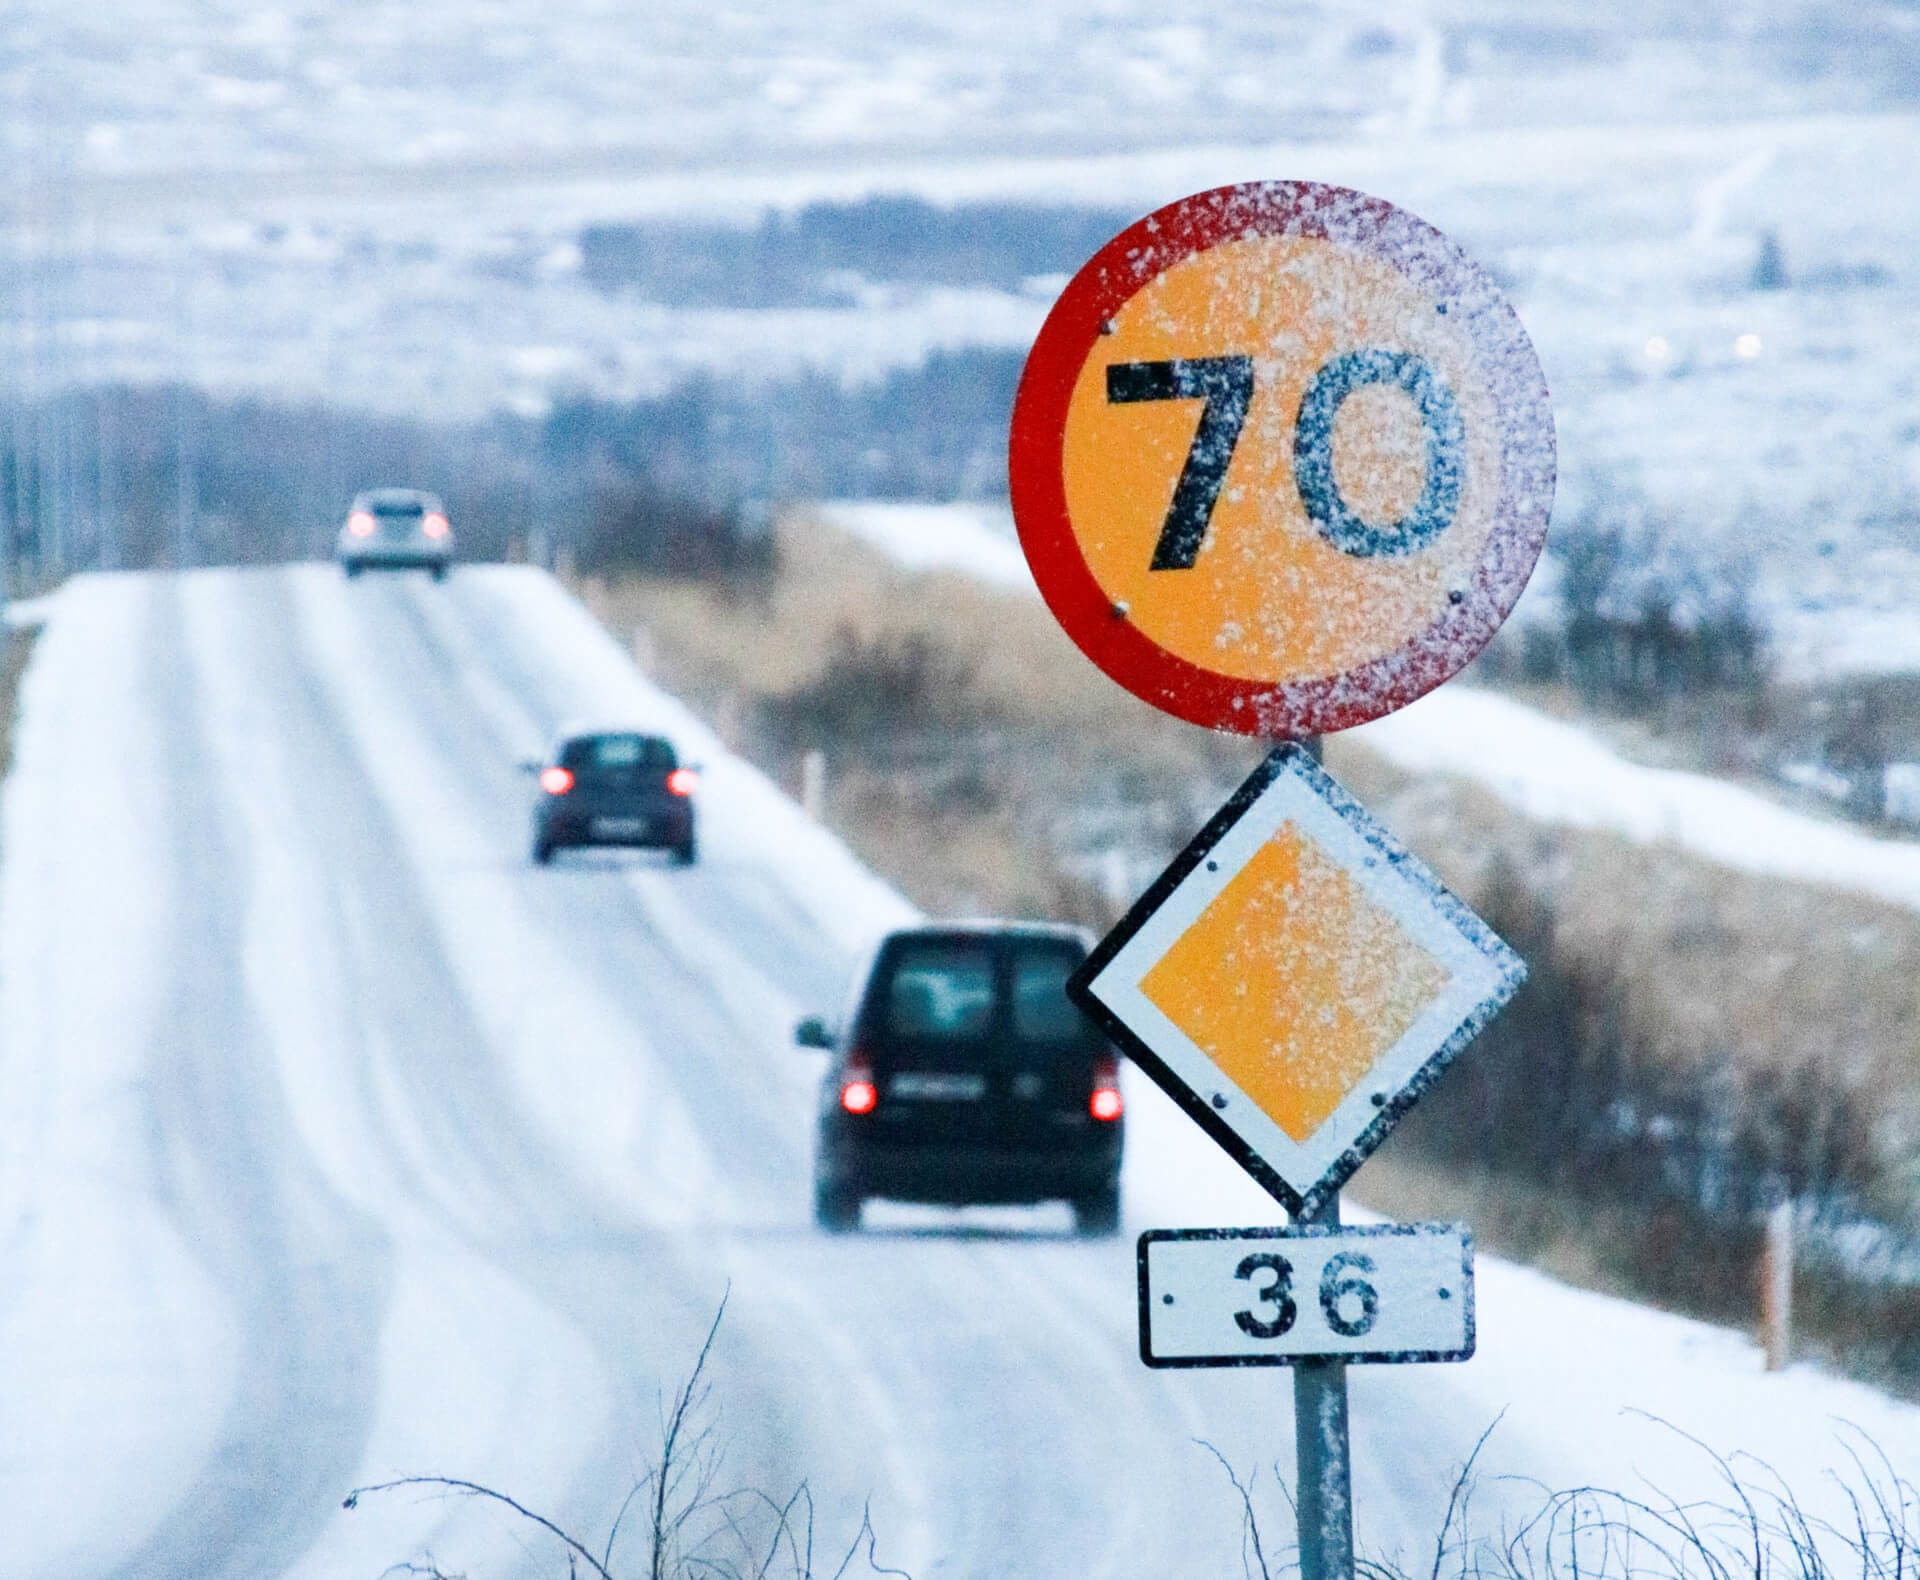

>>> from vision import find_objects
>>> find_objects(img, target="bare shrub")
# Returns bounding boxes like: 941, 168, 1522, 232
762, 624, 989, 750
1394, 855, 1894, 1329
1210, 1418, 1920, 1580
577, 482, 776, 582
347, 1298, 905, 1580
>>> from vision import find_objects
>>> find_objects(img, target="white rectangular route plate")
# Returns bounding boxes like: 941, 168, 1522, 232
1138, 1223, 1474, 1368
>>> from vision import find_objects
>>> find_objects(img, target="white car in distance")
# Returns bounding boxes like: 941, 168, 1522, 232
338, 488, 453, 580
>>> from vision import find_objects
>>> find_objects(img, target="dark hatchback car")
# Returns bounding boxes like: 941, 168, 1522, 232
798, 922, 1124, 1235
527, 730, 697, 865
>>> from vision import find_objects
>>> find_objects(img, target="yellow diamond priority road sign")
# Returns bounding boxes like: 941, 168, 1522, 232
1068, 743, 1524, 1217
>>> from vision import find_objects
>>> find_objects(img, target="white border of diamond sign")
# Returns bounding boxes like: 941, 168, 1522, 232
1069, 744, 1525, 1218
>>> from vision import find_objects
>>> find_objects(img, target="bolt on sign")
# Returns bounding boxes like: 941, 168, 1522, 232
1010, 180, 1555, 737
1068, 743, 1525, 1220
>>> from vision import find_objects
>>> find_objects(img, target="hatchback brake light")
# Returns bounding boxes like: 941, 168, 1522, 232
666, 767, 698, 797
347, 511, 375, 538
539, 766, 575, 795
1090, 1054, 1123, 1121
423, 512, 450, 539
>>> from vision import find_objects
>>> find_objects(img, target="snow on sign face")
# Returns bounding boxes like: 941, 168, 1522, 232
1010, 181, 1555, 736
1068, 744, 1525, 1218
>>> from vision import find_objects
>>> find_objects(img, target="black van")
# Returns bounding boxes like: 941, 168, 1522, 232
797, 922, 1125, 1235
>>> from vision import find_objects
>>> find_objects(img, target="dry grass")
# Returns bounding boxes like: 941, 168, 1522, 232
581, 510, 1214, 750
0, 627, 36, 783
580, 512, 1261, 922
1324, 742, 1920, 1224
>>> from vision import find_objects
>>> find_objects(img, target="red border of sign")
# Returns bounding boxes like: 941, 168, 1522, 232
1008, 181, 1556, 737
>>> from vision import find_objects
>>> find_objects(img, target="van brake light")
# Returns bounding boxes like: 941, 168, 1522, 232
840, 1050, 878, 1115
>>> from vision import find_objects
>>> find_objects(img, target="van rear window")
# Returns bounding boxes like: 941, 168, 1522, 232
885, 946, 995, 1039
560, 734, 676, 770
1012, 946, 1086, 1041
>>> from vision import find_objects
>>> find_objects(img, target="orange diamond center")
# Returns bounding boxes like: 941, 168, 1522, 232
1140, 821, 1451, 1142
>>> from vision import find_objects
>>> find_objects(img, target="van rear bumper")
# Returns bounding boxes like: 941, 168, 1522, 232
819, 1132, 1122, 1206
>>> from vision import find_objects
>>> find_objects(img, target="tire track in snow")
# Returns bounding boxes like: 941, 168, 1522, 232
97, 575, 392, 1580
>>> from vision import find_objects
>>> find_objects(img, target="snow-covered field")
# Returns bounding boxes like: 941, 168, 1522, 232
5, 4, 1920, 668
3, 563, 1920, 1580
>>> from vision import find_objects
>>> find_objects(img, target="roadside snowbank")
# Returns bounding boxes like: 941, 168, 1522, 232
811, 501, 1033, 594
1354, 685, 1920, 914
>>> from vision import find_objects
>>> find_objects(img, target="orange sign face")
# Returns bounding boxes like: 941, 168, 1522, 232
1012, 183, 1555, 736
1139, 821, 1449, 1143
1068, 745, 1525, 1217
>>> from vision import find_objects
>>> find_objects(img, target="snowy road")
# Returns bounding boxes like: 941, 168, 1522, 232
3, 566, 1917, 1579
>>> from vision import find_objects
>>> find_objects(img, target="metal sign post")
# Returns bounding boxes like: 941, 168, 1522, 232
1293, 1194, 1353, 1580
1008, 180, 1556, 1580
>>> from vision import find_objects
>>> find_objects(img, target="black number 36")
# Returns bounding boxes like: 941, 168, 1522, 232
1233, 1248, 1383, 1342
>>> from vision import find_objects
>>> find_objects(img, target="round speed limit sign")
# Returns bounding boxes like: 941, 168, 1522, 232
1010, 181, 1555, 736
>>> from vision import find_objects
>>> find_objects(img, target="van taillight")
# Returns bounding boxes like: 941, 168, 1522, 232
840, 1051, 878, 1116
1090, 1055, 1123, 1121
539, 766, 575, 795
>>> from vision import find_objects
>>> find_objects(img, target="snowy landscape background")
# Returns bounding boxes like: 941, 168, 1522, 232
3, 1, 1919, 672
9, 9, 1920, 1576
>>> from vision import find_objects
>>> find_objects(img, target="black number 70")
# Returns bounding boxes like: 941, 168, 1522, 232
1106, 357, 1255, 571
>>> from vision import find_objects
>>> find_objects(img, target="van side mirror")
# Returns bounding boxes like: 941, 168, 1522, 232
518, 758, 543, 774
793, 1015, 833, 1050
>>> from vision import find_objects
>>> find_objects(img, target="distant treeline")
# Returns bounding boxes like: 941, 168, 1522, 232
0, 349, 1023, 587
578, 195, 1136, 307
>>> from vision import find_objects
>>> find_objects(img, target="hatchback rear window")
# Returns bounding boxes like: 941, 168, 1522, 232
1011, 946, 1086, 1041
885, 945, 995, 1039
